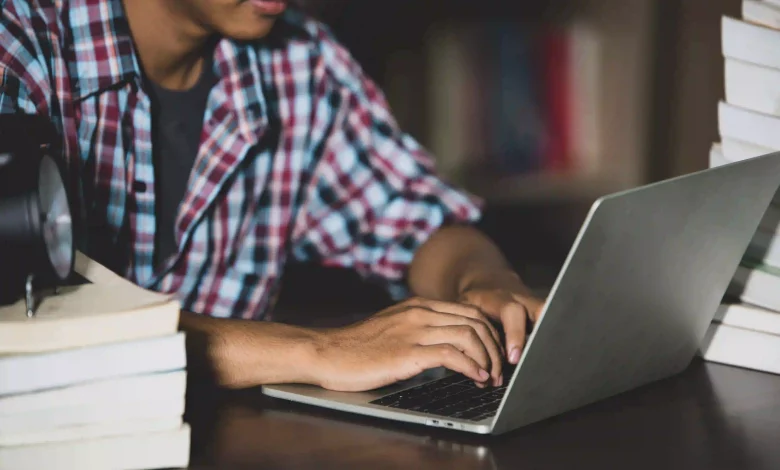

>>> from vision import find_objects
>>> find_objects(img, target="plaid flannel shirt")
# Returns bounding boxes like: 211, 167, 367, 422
0, 0, 482, 319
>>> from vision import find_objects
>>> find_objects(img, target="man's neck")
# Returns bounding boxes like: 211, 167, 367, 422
122, 0, 216, 91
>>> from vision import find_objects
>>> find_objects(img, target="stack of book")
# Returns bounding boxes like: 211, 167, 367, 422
0, 252, 190, 469
700, 0, 780, 374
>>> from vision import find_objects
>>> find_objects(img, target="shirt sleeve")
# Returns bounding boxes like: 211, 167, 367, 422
0, 3, 47, 116
0, 67, 34, 114
290, 25, 484, 300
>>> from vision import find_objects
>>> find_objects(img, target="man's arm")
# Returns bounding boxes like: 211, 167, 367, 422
408, 224, 524, 301
178, 224, 542, 391
178, 311, 321, 388
179, 290, 506, 391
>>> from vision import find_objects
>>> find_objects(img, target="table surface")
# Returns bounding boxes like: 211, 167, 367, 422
185, 358, 780, 470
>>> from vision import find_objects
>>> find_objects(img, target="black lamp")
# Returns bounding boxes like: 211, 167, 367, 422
0, 115, 75, 316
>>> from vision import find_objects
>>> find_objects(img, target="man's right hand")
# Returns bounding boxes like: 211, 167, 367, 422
310, 297, 505, 392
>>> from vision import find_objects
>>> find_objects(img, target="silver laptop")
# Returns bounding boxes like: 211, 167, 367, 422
263, 151, 780, 435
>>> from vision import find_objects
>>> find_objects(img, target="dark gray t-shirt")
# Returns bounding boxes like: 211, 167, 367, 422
148, 57, 219, 265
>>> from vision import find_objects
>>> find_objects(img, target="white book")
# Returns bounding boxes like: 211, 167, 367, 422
712, 302, 780, 335
728, 263, 780, 312
0, 424, 191, 470
709, 142, 730, 168
0, 416, 183, 447
743, 0, 780, 30
710, 141, 736, 168
0, 392, 185, 434
0, 370, 186, 414
725, 57, 780, 117
719, 101, 780, 150
568, 21, 603, 176
700, 322, 780, 375
721, 137, 775, 162
0, 252, 181, 354
425, 21, 472, 179
722, 15, 780, 70
0, 332, 186, 396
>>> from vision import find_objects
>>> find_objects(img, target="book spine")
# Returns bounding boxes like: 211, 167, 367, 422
541, 28, 571, 173
719, 101, 780, 150
722, 16, 780, 70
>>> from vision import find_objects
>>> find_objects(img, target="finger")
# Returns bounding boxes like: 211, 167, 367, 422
500, 302, 529, 365
410, 299, 503, 355
513, 293, 546, 323
420, 344, 490, 384
417, 325, 491, 384
419, 312, 503, 386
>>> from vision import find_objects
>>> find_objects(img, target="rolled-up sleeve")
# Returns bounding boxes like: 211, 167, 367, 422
290, 30, 483, 299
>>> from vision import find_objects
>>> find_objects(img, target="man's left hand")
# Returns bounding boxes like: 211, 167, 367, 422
457, 270, 546, 366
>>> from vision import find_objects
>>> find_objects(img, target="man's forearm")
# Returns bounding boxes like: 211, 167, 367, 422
179, 311, 321, 388
408, 225, 529, 301
178, 225, 528, 389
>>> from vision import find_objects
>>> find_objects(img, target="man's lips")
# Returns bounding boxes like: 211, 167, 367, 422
249, 0, 288, 16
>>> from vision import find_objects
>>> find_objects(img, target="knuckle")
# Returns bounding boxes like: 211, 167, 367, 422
472, 320, 489, 334
465, 326, 481, 342
465, 317, 485, 330
461, 305, 481, 319
503, 301, 526, 316
403, 307, 423, 321
468, 306, 486, 318
439, 344, 458, 358
455, 324, 473, 337
401, 296, 424, 308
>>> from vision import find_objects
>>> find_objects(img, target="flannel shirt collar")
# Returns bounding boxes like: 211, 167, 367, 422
69, 0, 143, 101
67, 0, 280, 143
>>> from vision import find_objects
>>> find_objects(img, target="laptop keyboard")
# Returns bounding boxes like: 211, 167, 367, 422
370, 366, 514, 422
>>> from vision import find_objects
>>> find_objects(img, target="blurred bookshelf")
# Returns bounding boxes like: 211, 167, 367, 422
310, 0, 660, 205
274, 0, 740, 310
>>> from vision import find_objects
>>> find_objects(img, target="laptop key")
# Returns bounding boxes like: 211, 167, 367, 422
474, 412, 498, 421
455, 402, 501, 420
370, 371, 509, 421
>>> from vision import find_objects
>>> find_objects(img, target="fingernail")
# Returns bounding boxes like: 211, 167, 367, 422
479, 369, 489, 381
498, 374, 504, 387
509, 347, 521, 364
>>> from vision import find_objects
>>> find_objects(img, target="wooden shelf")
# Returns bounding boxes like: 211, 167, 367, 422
319, 0, 660, 205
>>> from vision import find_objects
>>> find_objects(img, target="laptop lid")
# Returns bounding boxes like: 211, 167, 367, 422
492, 151, 780, 434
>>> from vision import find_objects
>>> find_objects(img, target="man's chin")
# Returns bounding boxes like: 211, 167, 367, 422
218, 19, 278, 42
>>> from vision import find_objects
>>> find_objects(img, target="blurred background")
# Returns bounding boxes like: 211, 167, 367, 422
276, 0, 742, 317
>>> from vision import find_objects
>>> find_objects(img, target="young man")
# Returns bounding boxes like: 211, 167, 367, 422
0, 0, 544, 392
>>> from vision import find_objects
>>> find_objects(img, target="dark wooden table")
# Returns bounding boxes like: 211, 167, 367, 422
185, 358, 780, 469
